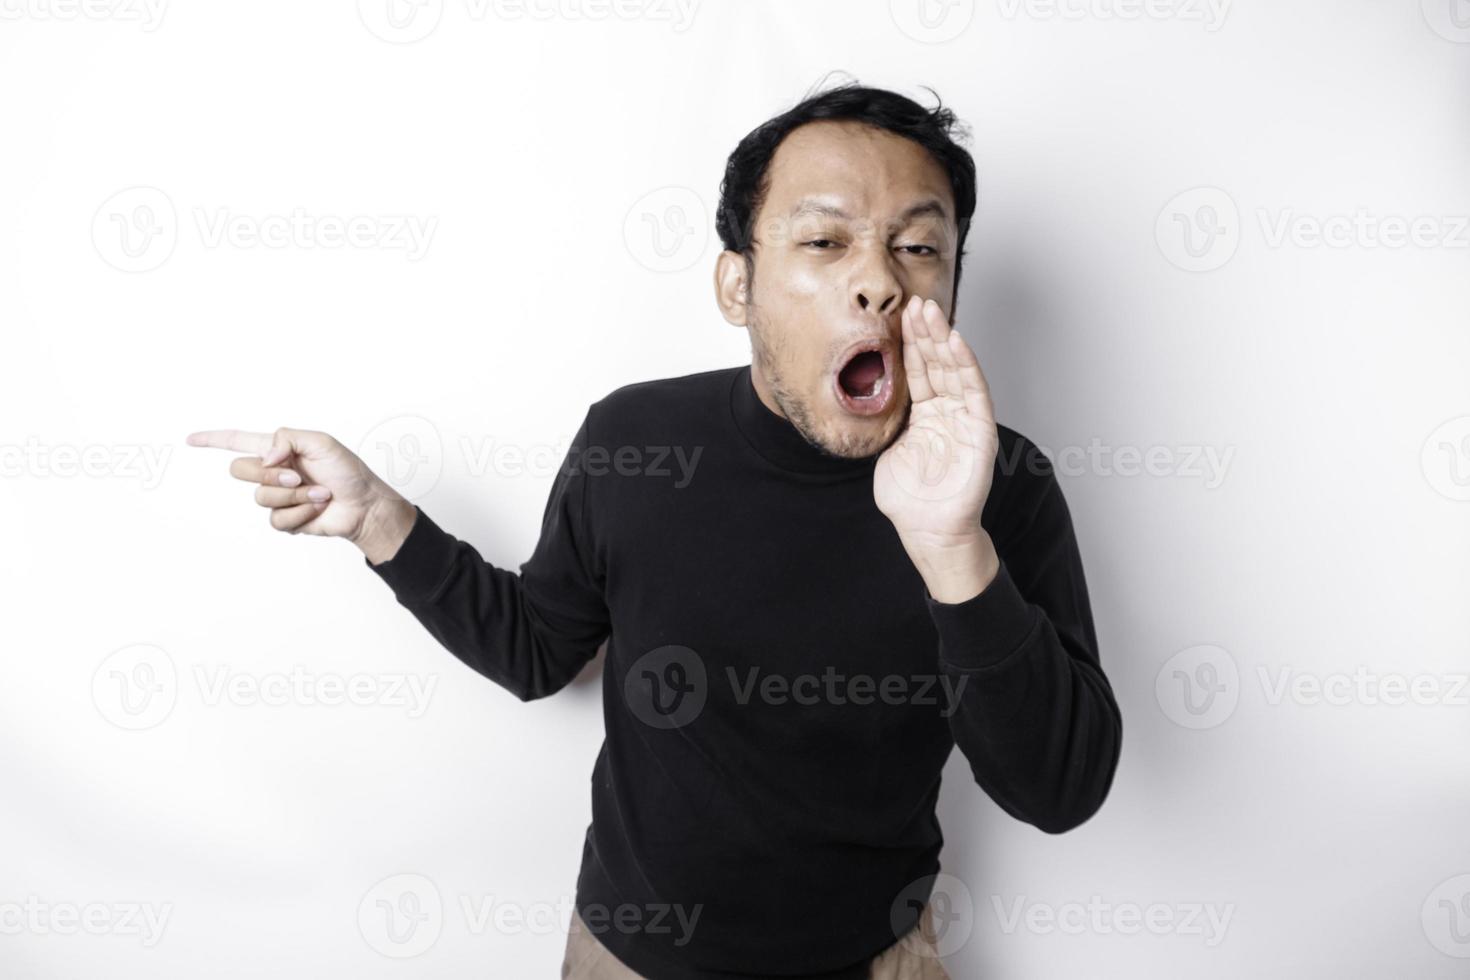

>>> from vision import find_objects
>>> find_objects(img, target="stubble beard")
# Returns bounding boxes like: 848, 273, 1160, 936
748, 306, 907, 462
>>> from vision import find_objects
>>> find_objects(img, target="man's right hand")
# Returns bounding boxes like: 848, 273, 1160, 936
186, 426, 418, 565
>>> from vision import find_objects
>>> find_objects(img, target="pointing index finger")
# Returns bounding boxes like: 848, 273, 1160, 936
185, 429, 274, 455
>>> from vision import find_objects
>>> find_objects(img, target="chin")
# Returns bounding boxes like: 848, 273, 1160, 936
813, 401, 908, 460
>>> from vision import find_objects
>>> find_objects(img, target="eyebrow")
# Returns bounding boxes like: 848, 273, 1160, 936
788, 197, 950, 224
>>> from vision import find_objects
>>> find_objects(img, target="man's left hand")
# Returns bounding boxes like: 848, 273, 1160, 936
874, 295, 1002, 603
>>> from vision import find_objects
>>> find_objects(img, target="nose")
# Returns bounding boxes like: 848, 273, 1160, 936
851, 251, 903, 319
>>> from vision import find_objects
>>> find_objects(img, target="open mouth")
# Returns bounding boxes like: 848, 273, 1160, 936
833, 344, 895, 416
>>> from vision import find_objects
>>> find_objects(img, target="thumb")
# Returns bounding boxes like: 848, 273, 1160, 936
260, 427, 332, 468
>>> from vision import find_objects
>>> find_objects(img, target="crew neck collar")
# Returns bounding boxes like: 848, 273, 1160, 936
727, 363, 879, 477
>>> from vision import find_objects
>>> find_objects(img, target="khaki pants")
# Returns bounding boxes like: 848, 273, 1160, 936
560, 902, 951, 980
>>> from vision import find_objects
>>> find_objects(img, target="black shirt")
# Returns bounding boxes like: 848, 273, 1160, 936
365, 364, 1122, 978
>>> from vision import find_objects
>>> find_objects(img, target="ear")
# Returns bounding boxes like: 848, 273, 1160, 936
713, 250, 750, 327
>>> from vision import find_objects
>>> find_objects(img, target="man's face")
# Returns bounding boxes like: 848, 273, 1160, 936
719, 119, 959, 460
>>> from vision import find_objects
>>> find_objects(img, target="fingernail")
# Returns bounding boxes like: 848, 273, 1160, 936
307, 486, 330, 502
278, 470, 301, 487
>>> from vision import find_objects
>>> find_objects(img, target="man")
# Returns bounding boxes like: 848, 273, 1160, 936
188, 82, 1122, 979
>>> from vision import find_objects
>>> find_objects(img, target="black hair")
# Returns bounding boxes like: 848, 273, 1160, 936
715, 76, 977, 306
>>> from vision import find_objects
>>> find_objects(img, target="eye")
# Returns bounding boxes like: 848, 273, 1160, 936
803, 239, 839, 250
897, 244, 938, 256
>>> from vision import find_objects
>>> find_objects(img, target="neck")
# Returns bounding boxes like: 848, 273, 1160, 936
728, 362, 876, 478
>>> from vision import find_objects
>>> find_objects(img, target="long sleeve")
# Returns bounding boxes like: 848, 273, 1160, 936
363, 410, 611, 701
928, 442, 1122, 834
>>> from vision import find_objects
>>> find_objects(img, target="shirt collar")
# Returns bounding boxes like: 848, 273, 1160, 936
727, 364, 879, 478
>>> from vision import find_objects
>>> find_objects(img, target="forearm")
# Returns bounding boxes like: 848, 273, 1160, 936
928, 561, 1122, 834
364, 504, 608, 701
361, 409, 611, 702
353, 494, 419, 566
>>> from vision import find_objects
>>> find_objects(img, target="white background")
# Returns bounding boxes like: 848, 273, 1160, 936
3, 1, 1468, 976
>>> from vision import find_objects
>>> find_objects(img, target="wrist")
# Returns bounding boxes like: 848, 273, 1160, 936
903, 530, 1000, 604
353, 492, 417, 566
